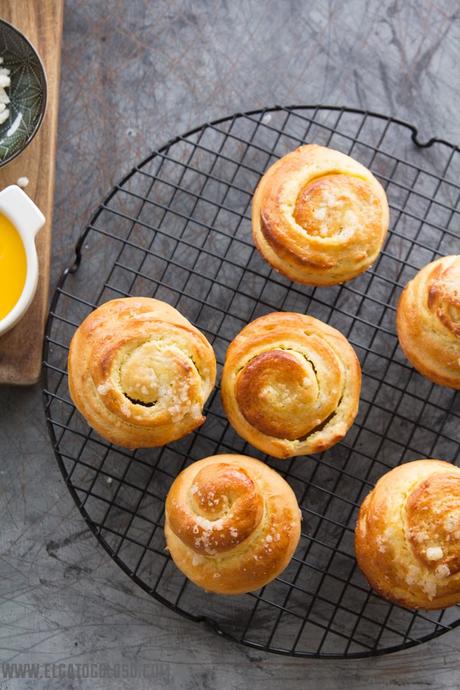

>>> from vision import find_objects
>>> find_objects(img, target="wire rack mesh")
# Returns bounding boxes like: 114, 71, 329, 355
43, 106, 460, 658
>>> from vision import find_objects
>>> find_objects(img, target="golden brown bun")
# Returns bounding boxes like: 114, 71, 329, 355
221, 312, 361, 458
68, 297, 216, 448
396, 255, 460, 388
252, 144, 389, 285
355, 459, 460, 609
164, 454, 301, 594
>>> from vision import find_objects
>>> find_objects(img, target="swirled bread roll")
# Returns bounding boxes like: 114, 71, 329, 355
164, 454, 301, 594
68, 297, 216, 448
355, 459, 460, 609
252, 144, 389, 285
397, 255, 460, 388
221, 312, 361, 458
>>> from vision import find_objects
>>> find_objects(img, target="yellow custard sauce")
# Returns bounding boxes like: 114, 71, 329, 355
0, 213, 27, 320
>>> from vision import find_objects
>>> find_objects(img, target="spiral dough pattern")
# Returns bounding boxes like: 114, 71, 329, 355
252, 144, 389, 285
221, 312, 361, 458
397, 255, 460, 388
165, 454, 301, 594
68, 297, 216, 448
356, 459, 460, 609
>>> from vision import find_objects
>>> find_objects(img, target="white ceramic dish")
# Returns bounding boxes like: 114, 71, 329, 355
0, 185, 45, 336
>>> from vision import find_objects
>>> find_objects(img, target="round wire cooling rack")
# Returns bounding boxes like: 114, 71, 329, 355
43, 106, 460, 659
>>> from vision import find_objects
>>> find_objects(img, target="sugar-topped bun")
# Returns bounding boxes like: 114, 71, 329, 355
68, 297, 216, 448
397, 255, 460, 388
221, 312, 361, 458
164, 454, 301, 594
252, 144, 389, 285
356, 459, 460, 609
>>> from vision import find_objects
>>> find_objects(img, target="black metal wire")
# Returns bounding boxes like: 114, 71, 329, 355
42, 106, 460, 659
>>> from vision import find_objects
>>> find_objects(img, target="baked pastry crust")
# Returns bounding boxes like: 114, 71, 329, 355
221, 312, 361, 458
68, 297, 216, 448
355, 459, 460, 609
164, 454, 301, 594
397, 255, 460, 388
252, 144, 389, 285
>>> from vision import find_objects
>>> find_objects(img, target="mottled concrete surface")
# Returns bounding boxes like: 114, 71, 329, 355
1, 1, 460, 688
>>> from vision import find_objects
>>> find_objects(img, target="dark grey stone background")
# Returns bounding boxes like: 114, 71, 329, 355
1, 1, 460, 688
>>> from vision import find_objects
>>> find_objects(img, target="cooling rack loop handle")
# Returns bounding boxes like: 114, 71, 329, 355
409, 125, 458, 150
411, 128, 437, 149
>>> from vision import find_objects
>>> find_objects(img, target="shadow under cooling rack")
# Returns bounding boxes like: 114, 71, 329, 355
43, 106, 460, 658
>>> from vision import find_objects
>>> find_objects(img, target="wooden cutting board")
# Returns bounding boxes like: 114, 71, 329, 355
0, 0, 63, 385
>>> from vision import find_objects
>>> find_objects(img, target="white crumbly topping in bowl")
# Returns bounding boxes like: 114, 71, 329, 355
0, 59, 11, 126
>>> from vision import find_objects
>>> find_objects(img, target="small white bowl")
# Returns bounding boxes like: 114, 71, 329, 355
0, 185, 45, 336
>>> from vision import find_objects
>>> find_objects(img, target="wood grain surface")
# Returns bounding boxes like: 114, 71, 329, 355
0, 0, 63, 385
